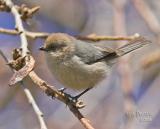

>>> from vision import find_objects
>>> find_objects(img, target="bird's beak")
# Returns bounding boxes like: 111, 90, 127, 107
39, 46, 47, 51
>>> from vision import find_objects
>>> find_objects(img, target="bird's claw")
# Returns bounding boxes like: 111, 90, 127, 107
57, 87, 86, 109
58, 87, 67, 93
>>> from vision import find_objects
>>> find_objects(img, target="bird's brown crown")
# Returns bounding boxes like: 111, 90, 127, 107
44, 33, 75, 49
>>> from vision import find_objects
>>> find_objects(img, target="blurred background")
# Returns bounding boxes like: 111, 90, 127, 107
0, 0, 160, 129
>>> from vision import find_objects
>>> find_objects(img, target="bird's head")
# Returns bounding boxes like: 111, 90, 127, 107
40, 33, 75, 60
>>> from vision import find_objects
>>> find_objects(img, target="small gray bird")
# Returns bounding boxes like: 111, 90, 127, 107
40, 33, 149, 92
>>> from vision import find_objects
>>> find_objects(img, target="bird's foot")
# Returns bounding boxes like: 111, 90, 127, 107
57, 87, 92, 108
58, 87, 67, 93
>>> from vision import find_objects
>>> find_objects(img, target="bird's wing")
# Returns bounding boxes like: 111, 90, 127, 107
74, 40, 116, 64
75, 36, 150, 65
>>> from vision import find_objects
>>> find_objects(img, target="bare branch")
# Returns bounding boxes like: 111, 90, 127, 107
132, 0, 160, 70
0, 27, 139, 41
0, 28, 19, 35
3, 0, 28, 56
15, 4, 40, 21
0, 1, 40, 21
1, 0, 95, 128
28, 71, 94, 129
1, 0, 48, 128
22, 82, 47, 129
132, 0, 160, 34
0, 50, 48, 129
141, 50, 160, 69
0, 27, 50, 39
76, 33, 139, 41
113, 0, 135, 119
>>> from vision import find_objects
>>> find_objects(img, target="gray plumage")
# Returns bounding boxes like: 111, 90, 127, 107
40, 33, 150, 90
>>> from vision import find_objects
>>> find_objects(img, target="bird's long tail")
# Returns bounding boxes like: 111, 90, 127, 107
115, 36, 151, 57
105, 36, 151, 66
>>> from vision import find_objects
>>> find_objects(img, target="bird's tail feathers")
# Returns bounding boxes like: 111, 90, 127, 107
115, 36, 151, 57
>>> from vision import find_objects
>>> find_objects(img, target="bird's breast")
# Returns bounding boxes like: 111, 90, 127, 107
46, 54, 108, 90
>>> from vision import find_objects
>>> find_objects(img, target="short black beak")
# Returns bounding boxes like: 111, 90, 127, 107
39, 46, 47, 51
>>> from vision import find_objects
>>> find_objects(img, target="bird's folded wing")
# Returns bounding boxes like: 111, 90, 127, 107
75, 36, 150, 65
75, 40, 116, 64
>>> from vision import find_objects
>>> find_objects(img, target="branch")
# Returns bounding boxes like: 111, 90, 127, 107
3, 0, 28, 56
22, 82, 47, 129
113, 0, 135, 117
0, 50, 47, 129
76, 33, 139, 41
0, 28, 50, 39
28, 67, 94, 129
132, 0, 160, 34
1, 0, 47, 129
1, 0, 95, 129
132, 0, 160, 69
7, 50, 94, 129
0, 27, 139, 41
141, 50, 160, 69
0, 1, 40, 21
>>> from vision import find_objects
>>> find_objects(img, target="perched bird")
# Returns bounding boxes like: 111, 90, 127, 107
39, 33, 150, 93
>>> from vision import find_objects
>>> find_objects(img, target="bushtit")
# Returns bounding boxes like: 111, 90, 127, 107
40, 33, 149, 92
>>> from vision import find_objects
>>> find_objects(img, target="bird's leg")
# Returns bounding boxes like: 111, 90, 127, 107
58, 87, 93, 101
73, 87, 93, 100
57, 87, 92, 108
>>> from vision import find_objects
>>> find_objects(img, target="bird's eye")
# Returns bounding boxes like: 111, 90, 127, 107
48, 43, 67, 51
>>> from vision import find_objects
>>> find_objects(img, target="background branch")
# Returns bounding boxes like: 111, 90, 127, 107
132, 0, 160, 34
113, 1, 135, 128
0, 27, 139, 41
133, 0, 160, 68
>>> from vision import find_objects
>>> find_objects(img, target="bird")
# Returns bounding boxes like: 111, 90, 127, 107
39, 33, 150, 98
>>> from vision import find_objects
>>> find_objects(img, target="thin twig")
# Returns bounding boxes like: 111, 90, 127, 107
76, 34, 138, 41
0, 27, 138, 41
21, 82, 47, 129
0, 50, 47, 129
0, 28, 50, 39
